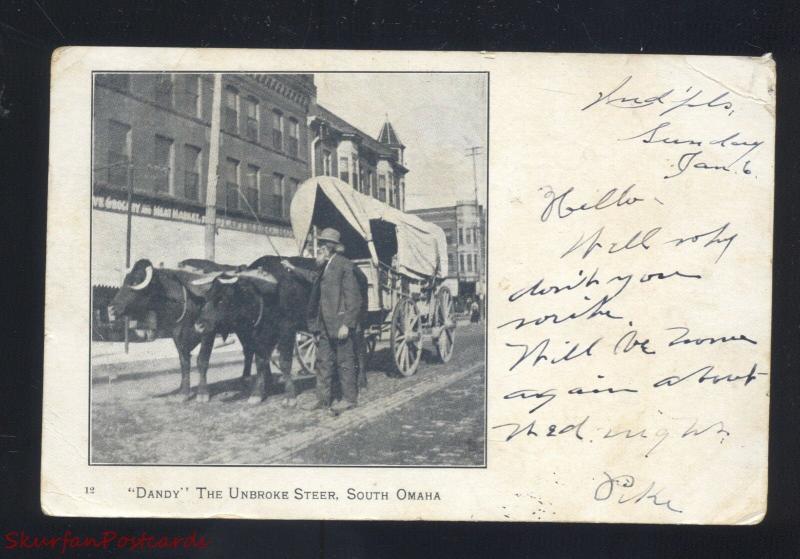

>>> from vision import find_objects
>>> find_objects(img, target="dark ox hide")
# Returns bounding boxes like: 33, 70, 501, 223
196, 255, 370, 405
195, 257, 314, 404
250, 255, 370, 389
108, 258, 254, 402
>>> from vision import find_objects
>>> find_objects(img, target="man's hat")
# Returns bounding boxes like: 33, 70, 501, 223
318, 227, 342, 246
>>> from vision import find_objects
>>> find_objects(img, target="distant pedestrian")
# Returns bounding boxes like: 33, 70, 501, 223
470, 299, 480, 323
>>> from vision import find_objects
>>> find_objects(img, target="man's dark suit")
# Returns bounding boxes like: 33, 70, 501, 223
295, 253, 363, 405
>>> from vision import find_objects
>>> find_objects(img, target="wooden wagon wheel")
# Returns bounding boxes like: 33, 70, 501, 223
294, 330, 318, 376
270, 330, 318, 377
433, 286, 456, 363
390, 297, 423, 377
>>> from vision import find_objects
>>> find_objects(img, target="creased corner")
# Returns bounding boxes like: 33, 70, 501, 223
684, 59, 770, 105
735, 509, 767, 525
50, 46, 87, 80
683, 56, 775, 119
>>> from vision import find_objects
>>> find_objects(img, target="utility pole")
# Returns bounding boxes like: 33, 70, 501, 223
204, 73, 223, 261
465, 146, 482, 206
465, 145, 484, 301
124, 162, 134, 354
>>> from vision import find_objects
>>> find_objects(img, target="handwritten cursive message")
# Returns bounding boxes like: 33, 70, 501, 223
494, 60, 773, 521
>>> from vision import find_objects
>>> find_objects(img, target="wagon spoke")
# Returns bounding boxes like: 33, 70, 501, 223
400, 343, 409, 370
407, 343, 416, 364
297, 336, 313, 349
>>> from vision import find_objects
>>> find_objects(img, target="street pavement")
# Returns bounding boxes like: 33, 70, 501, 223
91, 323, 486, 466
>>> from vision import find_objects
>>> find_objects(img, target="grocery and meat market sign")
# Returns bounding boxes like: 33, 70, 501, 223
92, 195, 293, 238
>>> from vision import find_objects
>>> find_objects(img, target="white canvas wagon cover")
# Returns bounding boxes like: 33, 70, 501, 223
290, 176, 448, 279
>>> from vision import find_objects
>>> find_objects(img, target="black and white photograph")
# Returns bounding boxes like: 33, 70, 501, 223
89, 71, 488, 467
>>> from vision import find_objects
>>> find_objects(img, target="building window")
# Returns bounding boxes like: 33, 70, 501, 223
224, 86, 239, 134
222, 158, 239, 211
183, 145, 201, 201
466, 228, 472, 245
467, 254, 474, 273
272, 110, 283, 150
398, 180, 404, 211
153, 135, 174, 194
106, 120, 131, 188
270, 173, 284, 218
244, 96, 259, 141
180, 75, 201, 118
245, 165, 259, 212
352, 159, 359, 191
287, 118, 299, 157
339, 157, 350, 184
154, 74, 174, 108
448, 253, 456, 272
322, 150, 332, 175
378, 175, 387, 202
388, 171, 395, 206
459, 254, 465, 273
370, 172, 376, 196
458, 228, 464, 244
359, 166, 367, 194
98, 73, 130, 91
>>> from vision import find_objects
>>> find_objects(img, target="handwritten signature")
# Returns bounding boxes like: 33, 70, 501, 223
593, 472, 683, 513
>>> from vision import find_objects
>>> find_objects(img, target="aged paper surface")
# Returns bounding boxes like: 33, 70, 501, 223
42, 48, 774, 522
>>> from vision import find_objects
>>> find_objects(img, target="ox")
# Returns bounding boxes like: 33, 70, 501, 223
251, 255, 371, 391
195, 257, 314, 405
195, 256, 370, 406
108, 258, 254, 402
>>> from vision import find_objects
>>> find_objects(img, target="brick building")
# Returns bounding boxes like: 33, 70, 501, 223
307, 107, 408, 209
93, 73, 314, 224
408, 201, 486, 302
91, 72, 410, 339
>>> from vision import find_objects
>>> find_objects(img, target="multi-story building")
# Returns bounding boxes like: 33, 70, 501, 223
408, 201, 486, 303
91, 72, 410, 339
307, 106, 408, 209
92, 73, 315, 280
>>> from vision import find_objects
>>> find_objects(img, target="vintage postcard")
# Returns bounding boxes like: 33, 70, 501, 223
42, 48, 774, 522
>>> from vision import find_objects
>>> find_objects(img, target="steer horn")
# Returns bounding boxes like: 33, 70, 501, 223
218, 274, 239, 284
129, 264, 154, 291
192, 272, 222, 286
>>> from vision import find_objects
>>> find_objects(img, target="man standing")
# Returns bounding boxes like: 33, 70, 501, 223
282, 228, 363, 414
